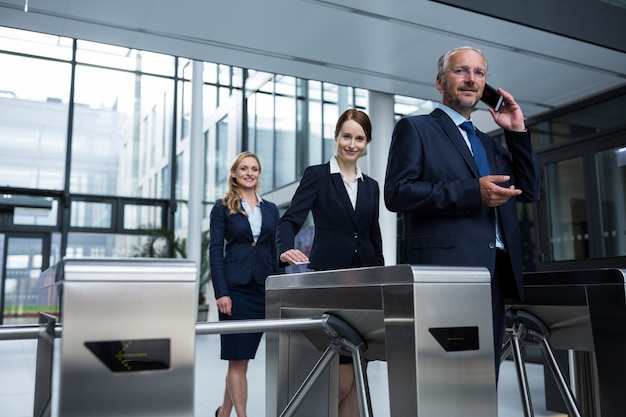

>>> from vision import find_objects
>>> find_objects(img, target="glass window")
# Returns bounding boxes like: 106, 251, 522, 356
354, 88, 368, 109
528, 94, 626, 149
323, 103, 339, 161
123, 204, 163, 230
0, 27, 73, 60
254, 92, 275, 187
2, 236, 43, 324
71, 65, 174, 197
546, 157, 589, 260
76, 41, 175, 76
218, 64, 232, 85
70, 201, 112, 228
203, 62, 218, 83
394, 95, 437, 119
176, 152, 188, 201
306, 81, 323, 168
596, 146, 626, 257
0, 54, 70, 190
274, 76, 296, 188
67, 232, 160, 258
211, 118, 229, 202
13, 199, 58, 227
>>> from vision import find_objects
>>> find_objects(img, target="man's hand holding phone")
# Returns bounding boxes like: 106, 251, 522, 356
480, 83, 504, 112
484, 86, 526, 132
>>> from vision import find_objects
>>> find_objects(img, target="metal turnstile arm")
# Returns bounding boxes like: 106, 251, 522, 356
505, 309, 583, 417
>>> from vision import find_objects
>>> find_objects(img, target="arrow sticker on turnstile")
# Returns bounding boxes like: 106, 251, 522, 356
84, 339, 171, 372
428, 327, 479, 352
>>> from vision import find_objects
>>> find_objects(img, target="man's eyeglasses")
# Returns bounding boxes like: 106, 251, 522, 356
447, 66, 487, 79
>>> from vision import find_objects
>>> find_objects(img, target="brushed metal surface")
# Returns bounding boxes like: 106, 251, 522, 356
266, 264, 497, 417
37, 258, 197, 417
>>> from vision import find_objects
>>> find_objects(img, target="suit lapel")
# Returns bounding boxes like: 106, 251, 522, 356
432, 109, 482, 178
330, 172, 359, 229
256, 201, 272, 243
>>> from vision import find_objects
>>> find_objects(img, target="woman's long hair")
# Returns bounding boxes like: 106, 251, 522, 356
221, 151, 262, 216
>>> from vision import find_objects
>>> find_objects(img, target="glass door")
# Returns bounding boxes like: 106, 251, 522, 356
536, 130, 626, 269
1, 233, 50, 325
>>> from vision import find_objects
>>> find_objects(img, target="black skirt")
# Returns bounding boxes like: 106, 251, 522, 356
218, 281, 265, 361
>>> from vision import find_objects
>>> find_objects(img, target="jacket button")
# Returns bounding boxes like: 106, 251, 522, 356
488, 242, 495, 249
251, 241, 256, 247
353, 233, 358, 238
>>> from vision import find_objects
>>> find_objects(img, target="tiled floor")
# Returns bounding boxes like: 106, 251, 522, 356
1, 336, 567, 417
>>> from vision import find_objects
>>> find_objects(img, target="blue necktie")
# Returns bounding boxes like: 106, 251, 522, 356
461, 121, 505, 249
460, 121, 490, 177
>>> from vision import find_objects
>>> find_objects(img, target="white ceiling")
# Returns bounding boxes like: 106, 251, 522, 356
1, 0, 625, 120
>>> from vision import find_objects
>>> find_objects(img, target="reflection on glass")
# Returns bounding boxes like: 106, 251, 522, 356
70, 201, 112, 228
13, 199, 58, 227
3, 237, 43, 324
71, 65, 173, 197
323, 103, 338, 161
547, 158, 588, 260
213, 118, 229, 202
0, 27, 73, 60
275, 85, 296, 188
76, 41, 175, 76
123, 204, 163, 230
67, 232, 156, 258
596, 146, 626, 257
307, 81, 323, 168
254, 91, 274, 187
0, 54, 70, 190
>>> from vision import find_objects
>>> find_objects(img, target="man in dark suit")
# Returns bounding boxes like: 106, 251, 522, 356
384, 46, 540, 379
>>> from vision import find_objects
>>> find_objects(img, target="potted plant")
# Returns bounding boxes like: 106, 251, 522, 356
133, 228, 211, 320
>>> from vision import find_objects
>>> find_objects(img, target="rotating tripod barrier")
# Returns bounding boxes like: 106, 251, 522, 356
0, 313, 369, 417
502, 309, 583, 417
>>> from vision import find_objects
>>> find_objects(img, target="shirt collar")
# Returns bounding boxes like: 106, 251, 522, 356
437, 103, 473, 126
330, 156, 363, 181
240, 194, 263, 206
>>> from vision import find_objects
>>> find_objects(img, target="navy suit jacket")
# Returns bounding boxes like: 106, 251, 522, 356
209, 198, 281, 299
384, 108, 540, 298
277, 163, 384, 271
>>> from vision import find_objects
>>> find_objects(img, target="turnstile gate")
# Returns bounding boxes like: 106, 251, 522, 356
265, 264, 499, 417
35, 257, 197, 417
506, 268, 626, 417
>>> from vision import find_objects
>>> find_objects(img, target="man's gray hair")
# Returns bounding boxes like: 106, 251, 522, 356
437, 46, 488, 76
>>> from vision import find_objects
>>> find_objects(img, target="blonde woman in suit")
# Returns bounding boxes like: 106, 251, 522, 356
211, 151, 280, 417
277, 109, 384, 417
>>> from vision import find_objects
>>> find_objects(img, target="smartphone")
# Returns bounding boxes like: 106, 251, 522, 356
480, 83, 504, 111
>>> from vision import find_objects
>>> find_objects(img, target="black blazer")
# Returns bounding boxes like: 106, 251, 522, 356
384, 108, 540, 297
209, 198, 281, 299
277, 163, 384, 271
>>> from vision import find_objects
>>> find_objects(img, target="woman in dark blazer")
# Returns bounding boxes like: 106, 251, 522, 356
210, 151, 280, 417
277, 109, 384, 417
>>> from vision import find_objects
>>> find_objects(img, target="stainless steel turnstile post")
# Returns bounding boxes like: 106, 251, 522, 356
35, 257, 198, 417
266, 264, 498, 417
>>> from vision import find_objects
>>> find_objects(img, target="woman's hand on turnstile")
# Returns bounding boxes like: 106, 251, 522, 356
216, 295, 232, 316
280, 249, 309, 265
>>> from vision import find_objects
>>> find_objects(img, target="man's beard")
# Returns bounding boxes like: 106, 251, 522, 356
457, 98, 477, 112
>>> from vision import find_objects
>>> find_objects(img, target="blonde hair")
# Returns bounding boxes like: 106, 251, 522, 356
222, 151, 262, 216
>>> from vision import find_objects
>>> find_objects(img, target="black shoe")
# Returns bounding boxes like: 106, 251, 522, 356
215, 406, 221, 417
